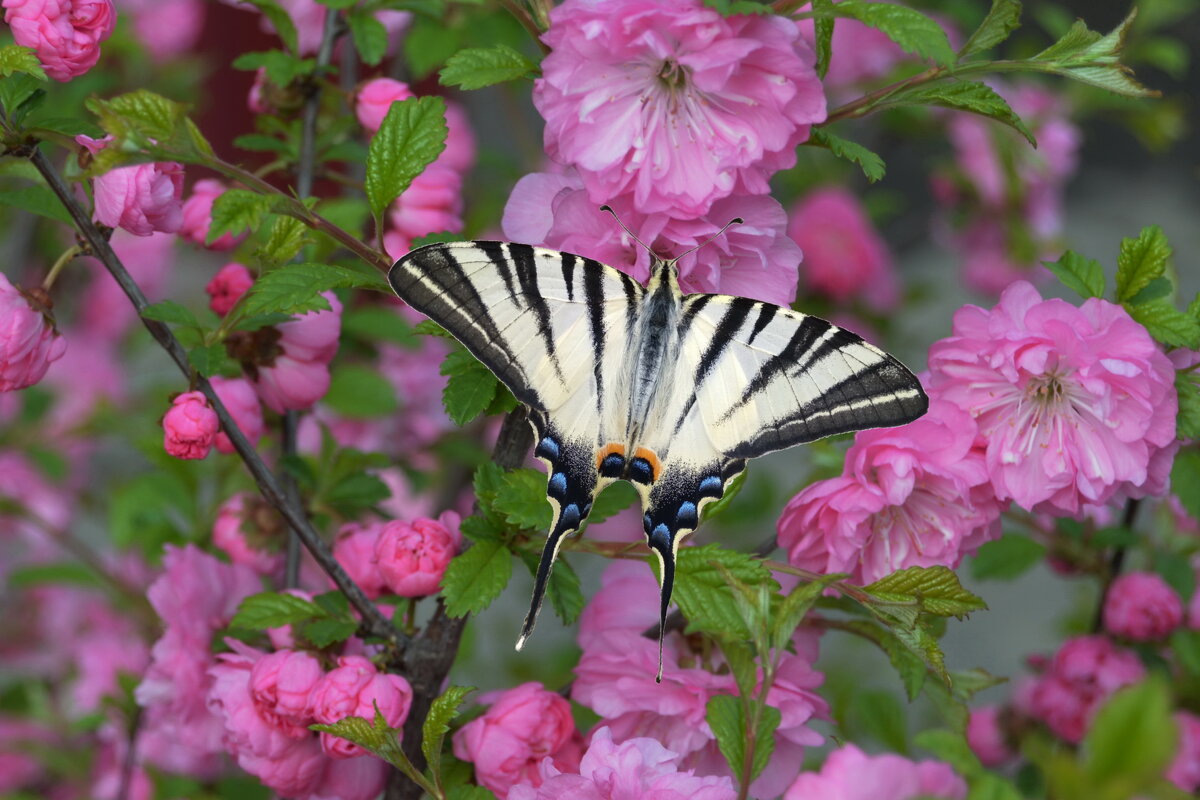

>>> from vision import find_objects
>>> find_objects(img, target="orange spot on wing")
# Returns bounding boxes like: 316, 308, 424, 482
596, 442, 626, 469
633, 447, 661, 482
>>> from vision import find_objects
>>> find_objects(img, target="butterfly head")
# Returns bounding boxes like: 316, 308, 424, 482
600, 204, 742, 290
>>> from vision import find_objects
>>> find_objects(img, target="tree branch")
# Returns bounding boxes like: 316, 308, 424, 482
25, 145, 405, 652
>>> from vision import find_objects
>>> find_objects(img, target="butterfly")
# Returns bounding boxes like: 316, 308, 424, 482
388, 236, 927, 679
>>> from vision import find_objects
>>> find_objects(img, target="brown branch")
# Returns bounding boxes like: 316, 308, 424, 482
25, 145, 405, 652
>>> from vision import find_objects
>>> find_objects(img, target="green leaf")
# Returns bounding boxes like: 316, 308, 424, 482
238, 262, 388, 319
0, 73, 43, 119
701, 469, 747, 522
750, 705, 782, 782
234, 133, 291, 154
473, 462, 506, 516
8, 561, 102, 590
0, 186, 73, 225
324, 473, 391, 516
440, 349, 499, 426
544, 555, 584, 625
188, 343, 228, 376
447, 787, 498, 800
0, 44, 47, 80
1082, 678, 1177, 788
460, 515, 504, 544
772, 574, 841, 651
232, 591, 325, 629
1031, 11, 1156, 98
701, 0, 774, 14
844, 619, 928, 700
806, 128, 886, 182
673, 545, 774, 638
1116, 225, 1171, 303
440, 45, 536, 90
828, 1, 956, 66
141, 300, 199, 327
365, 96, 448, 222
423, 686, 475, 781
257, 214, 311, 267
958, 0, 1023, 58
1153, 550, 1196, 602
890, 80, 1034, 145
442, 540, 513, 617
87, 89, 187, 145
1176, 369, 1200, 440
1126, 300, 1200, 349
812, 0, 834, 78
865, 565, 987, 617
1044, 251, 1105, 299
1171, 629, 1200, 678
347, 10, 389, 66
245, 0, 301, 54
342, 306, 418, 347
706, 695, 746, 779
587, 481, 639, 524
915, 728, 983, 777
324, 365, 398, 419
232, 51, 316, 87
301, 618, 359, 647
208, 190, 274, 245
970, 533, 1046, 581
495, 468, 552, 531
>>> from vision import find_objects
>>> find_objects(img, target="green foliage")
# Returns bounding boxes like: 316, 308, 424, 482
706, 694, 781, 788
365, 96, 448, 223
1045, 251, 1105, 299
889, 81, 1034, 144
423, 686, 475, 788
771, 574, 841, 651
587, 481, 639, 524
806, 128, 886, 182
864, 565, 987, 618
824, 1, 956, 66
1176, 369, 1200, 440
0, 186, 74, 225
440, 45, 537, 90
141, 300, 200, 327
494, 468, 552, 531
232, 51, 316, 87
442, 540, 513, 618
811, 0, 834, 78
0, 44, 47, 81
347, 10, 389, 66
958, 0, 1022, 58
235, 262, 390, 319
1080, 678, 1178, 796
208, 190, 275, 245
440, 348, 501, 426
86, 90, 213, 165
243, 0, 301, 54
1169, 449, 1200, 522
188, 343, 230, 376
970, 533, 1046, 581
257, 215, 312, 267
1111, 226, 1200, 349
1116, 225, 1171, 303
231, 591, 362, 648
324, 365, 398, 419
342, 306, 418, 347
1028, 11, 1156, 98
700, 0, 774, 15
673, 545, 775, 638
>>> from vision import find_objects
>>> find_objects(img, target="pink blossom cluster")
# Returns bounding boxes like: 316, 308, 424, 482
3, 0, 115, 81
77, 134, 185, 237
0, 273, 66, 392
1102, 571, 1184, 641
213, 492, 284, 575
1024, 635, 1146, 743
784, 743, 966, 799
333, 511, 461, 599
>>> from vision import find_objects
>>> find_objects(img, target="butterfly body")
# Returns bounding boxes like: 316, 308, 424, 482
389, 241, 927, 676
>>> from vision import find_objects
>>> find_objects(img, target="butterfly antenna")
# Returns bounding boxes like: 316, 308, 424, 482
670, 217, 744, 264
599, 204, 655, 256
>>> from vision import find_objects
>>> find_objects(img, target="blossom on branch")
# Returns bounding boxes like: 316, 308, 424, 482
181, 179, 243, 250
1026, 635, 1145, 743
373, 512, 460, 598
1102, 571, 1183, 642
162, 390, 218, 460
784, 743, 966, 800
3, 0, 115, 81
0, 274, 66, 392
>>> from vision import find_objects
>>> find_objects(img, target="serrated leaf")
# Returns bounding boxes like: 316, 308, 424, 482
238, 262, 387, 319
1032, 11, 1156, 98
808, 129, 887, 182
843, 620, 928, 700
750, 704, 781, 781
772, 574, 842, 651
208, 190, 274, 245
141, 300, 199, 327
245, 0, 300, 54
495, 468, 552, 531
440, 45, 536, 90
865, 565, 987, 617
473, 462, 505, 515
701, 0, 774, 14
519, 551, 585, 625
828, 1, 955, 66
891, 81, 1034, 144
1176, 369, 1200, 440
0, 186, 73, 225
441, 352, 499, 426
232, 591, 325, 629
460, 515, 504, 543
302, 617, 358, 647
1126, 300, 1200, 349
1044, 250, 1104, 299
949, 667, 1007, 702
959, 0, 1022, 58
812, 0, 834, 78
706, 695, 745, 779
586, 481, 638, 524
311, 715, 391, 753
365, 96, 447, 221
257, 215, 311, 266
1082, 678, 1176, 787
188, 343, 227, 376
0, 44, 47, 80
87, 89, 187, 144
324, 365, 399, 419
674, 545, 774, 638
423, 686, 475, 780
970, 533, 1046, 581
232, 50, 316, 87
442, 540, 512, 617
1116, 225, 1171, 303
348, 10, 389, 66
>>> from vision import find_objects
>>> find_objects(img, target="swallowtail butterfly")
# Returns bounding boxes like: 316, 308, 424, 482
388, 235, 927, 678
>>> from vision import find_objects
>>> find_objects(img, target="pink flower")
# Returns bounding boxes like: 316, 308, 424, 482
778, 399, 1002, 584
309, 655, 414, 758
788, 186, 897, 310
535, 0, 825, 216
70, 615, 149, 713
180, 179, 243, 250
376, 326, 453, 451
93, 160, 185, 236
206, 262, 254, 317
0, 719, 53, 792
373, 512, 460, 597
3, 0, 115, 81
120, 0, 204, 61
927, 281, 1178, 515
354, 77, 414, 132
1168, 711, 1200, 793
1027, 635, 1145, 743
237, 292, 343, 413
0, 274, 66, 392
213, 492, 284, 575
452, 682, 583, 795
383, 165, 464, 260
162, 390, 219, 459
80, 229, 174, 342
784, 743, 966, 800
442, 100, 476, 174
1102, 571, 1183, 641
209, 374, 264, 454
509, 727, 737, 800
332, 521, 388, 599
249, 649, 324, 737
503, 170, 801, 305
966, 706, 1013, 767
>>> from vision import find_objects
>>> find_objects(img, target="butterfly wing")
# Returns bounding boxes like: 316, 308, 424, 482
635, 293, 927, 674
388, 241, 645, 644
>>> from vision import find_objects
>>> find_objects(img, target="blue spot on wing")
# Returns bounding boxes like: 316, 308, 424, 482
535, 436, 560, 460
549, 472, 567, 496
561, 503, 581, 529
676, 501, 698, 528
699, 475, 723, 495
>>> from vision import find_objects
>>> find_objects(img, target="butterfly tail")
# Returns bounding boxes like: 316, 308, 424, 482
515, 525, 568, 651
646, 527, 677, 684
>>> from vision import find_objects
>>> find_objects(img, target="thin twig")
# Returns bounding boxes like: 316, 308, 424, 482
115, 706, 142, 800
1092, 497, 1140, 632
26, 145, 405, 651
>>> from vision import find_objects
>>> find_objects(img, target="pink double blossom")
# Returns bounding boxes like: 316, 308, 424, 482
966, 706, 1013, 767
784, 743, 966, 800
333, 521, 389, 599
79, 135, 185, 236
927, 281, 1177, 515
1026, 635, 1145, 743
249, 649, 324, 737
0, 274, 66, 392
309, 655, 413, 758
3, 0, 115, 81
534, 0, 825, 217
209, 374, 264, 454
119, 0, 204, 62
509, 727, 737, 800
1102, 571, 1183, 641
213, 492, 284, 575
180, 179, 242, 249
162, 390, 218, 460
355, 78, 415, 132
778, 399, 1002, 584
206, 262, 254, 317
383, 165, 465, 260
452, 681, 583, 796
373, 512, 461, 597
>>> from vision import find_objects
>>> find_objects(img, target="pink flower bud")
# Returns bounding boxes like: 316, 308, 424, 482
180, 179, 242, 250
249, 649, 323, 737
383, 166, 464, 260
94, 161, 185, 236
209, 375, 264, 454
334, 522, 388, 599
240, 292, 342, 413
162, 390, 218, 459
206, 263, 255, 317
373, 514, 459, 598
0, 275, 66, 392
355, 78, 414, 133
212, 492, 283, 576
309, 656, 413, 758
966, 706, 1013, 767
1103, 571, 1183, 641
3, 0, 116, 82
